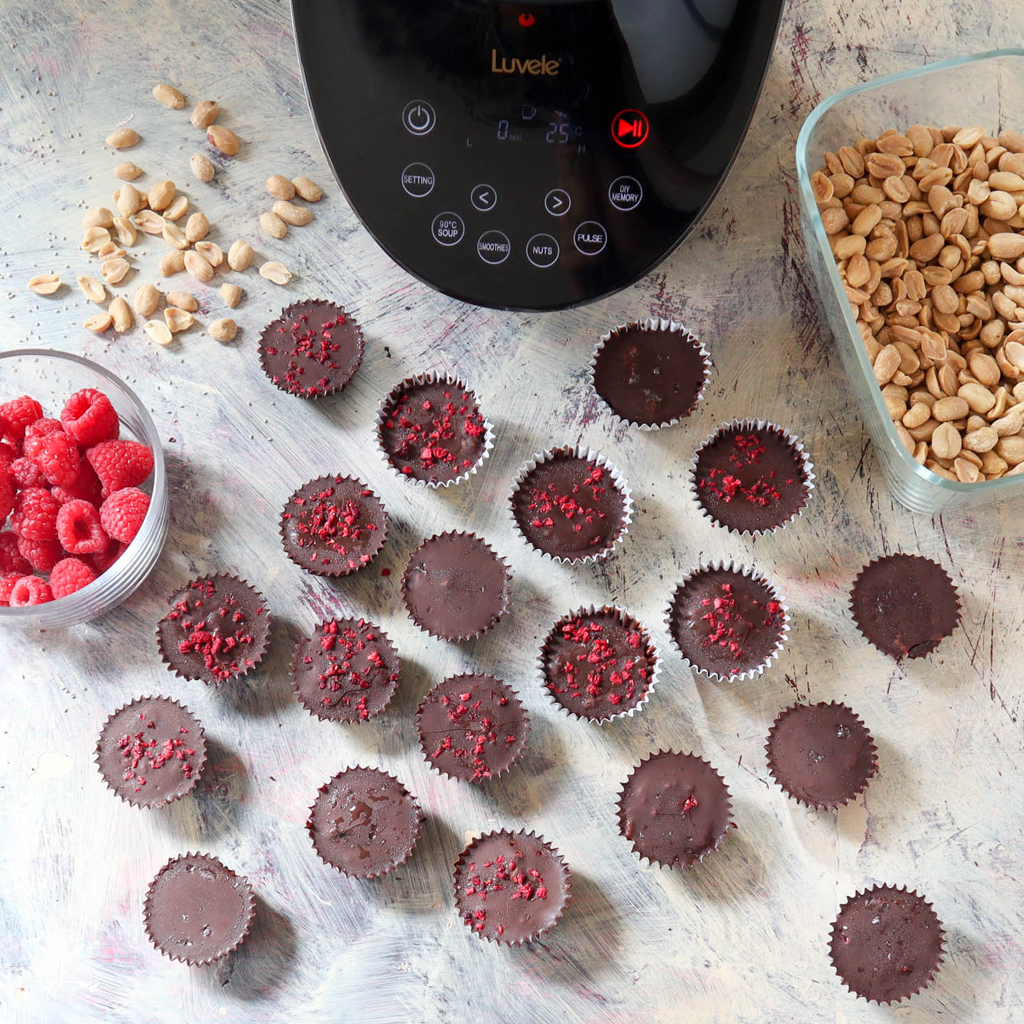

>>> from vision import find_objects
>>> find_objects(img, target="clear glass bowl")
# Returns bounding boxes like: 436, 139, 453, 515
796, 48, 1024, 514
0, 349, 168, 628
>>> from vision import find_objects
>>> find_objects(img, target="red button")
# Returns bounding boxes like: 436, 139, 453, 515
611, 109, 649, 149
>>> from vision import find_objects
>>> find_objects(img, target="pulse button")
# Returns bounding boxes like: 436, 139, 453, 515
573, 221, 608, 256
402, 100, 436, 136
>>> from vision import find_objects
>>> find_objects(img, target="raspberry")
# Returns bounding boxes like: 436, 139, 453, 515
86, 440, 154, 496
0, 395, 43, 443
61, 388, 119, 447
24, 417, 63, 443
49, 557, 97, 599
24, 431, 80, 488
9, 575, 53, 606
0, 531, 32, 575
12, 487, 60, 541
17, 535, 62, 572
90, 541, 124, 574
0, 468, 14, 522
10, 457, 46, 489
99, 487, 150, 544
0, 572, 22, 605
56, 499, 109, 554
0, 441, 19, 470
51, 461, 104, 506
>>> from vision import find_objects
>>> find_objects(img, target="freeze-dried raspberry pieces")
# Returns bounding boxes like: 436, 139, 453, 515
9, 575, 53, 606
61, 388, 119, 447
50, 557, 98, 599
17, 535, 63, 573
56, 499, 109, 555
24, 431, 80, 488
12, 487, 60, 541
86, 440, 154, 496
0, 396, 43, 443
99, 487, 149, 544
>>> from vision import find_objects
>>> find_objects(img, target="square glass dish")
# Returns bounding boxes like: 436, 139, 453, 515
796, 48, 1024, 514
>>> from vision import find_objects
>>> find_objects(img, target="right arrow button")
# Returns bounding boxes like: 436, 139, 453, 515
544, 188, 572, 217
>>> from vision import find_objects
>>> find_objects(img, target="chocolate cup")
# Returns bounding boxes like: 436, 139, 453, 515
156, 574, 271, 685
589, 317, 713, 430
688, 418, 816, 537
829, 884, 945, 1004
665, 559, 790, 682
279, 474, 389, 577
288, 618, 401, 723
849, 554, 962, 660
258, 298, 364, 400
374, 372, 494, 488
306, 767, 423, 879
416, 673, 530, 782
616, 749, 736, 869
95, 695, 207, 809
537, 604, 661, 724
508, 445, 634, 565
452, 830, 572, 945
765, 701, 878, 810
400, 531, 512, 642
143, 853, 256, 966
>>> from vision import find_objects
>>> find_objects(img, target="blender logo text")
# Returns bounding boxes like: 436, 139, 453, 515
490, 50, 560, 75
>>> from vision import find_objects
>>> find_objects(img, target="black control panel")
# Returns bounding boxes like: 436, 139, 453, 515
292, 1, 784, 311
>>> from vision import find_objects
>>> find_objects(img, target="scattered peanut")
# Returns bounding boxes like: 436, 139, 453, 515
81, 226, 111, 253
158, 250, 186, 276
259, 261, 292, 285
83, 207, 114, 230
143, 319, 174, 346
112, 216, 137, 246
185, 212, 210, 243
84, 312, 114, 332
164, 307, 194, 333
133, 210, 165, 235
266, 175, 295, 200
27, 273, 61, 295
133, 283, 160, 317
101, 258, 131, 284
148, 180, 176, 211
292, 176, 323, 202
227, 239, 253, 271
153, 83, 186, 109
162, 222, 189, 250
273, 200, 313, 226
77, 275, 106, 304
116, 183, 146, 217
97, 243, 127, 262
190, 100, 219, 129
166, 291, 198, 312
220, 281, 243, 307
207, 125, 239, 156
260, 211, 288, 239
208, 317, 237, 343
163, 194, 188, 221
195, 240, 224, 267
183, 249, 215, 283
114, 161, 142, 181
109, 296, 133, 333
106, 127, 140, 149
190, 153, 216, 182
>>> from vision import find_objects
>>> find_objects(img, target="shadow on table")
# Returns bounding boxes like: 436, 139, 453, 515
215, 614, 300, 719
483, 711, 569, 820
662, 821, 768, 904
162, 736, 248, 841
211, 893, 297, 999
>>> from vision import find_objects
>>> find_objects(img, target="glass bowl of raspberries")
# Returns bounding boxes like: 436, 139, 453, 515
0, 348, 168, 627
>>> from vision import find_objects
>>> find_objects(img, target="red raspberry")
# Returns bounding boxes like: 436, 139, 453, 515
90, 541, 124, 574
0, 531, 32, 575
86, 440, 154, 496
24, 417, 64, 443
17, 535, 62, 572
10, 457, 46, 489
24, 431, 80, 488
0, 395, 43, 443
12, 487, 60, 541
51, 461, 104, 505
99, 487, 150, 544
0, 572, 23, 605
50, 557, 98, 599
56, 499, 109, 554
61, 388, 119, 447
9, 574, 53, 606
0, 468, 14, 522
0, 441, 19, 470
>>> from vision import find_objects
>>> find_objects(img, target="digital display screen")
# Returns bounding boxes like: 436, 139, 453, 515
495, 106, 586, 147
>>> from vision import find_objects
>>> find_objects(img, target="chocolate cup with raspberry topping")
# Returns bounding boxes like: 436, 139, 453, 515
509, 446, 633, 564
765, 701, 878, 810
95, 696, 207, 808
416, 674, 529, 781
617, 750, 735, 868
452, 830, 572, 945
375, 373, 494, 487
850, 554, 961, 660
258, 299, 364, 400
690, 419, 815, 536
539, 605, 660, 723
289, 618, 400, 723
307, 767, 422, 879
401, 531, 512, 642
590, 317, 713, 429
280, 475, 388, 577
156, 574, 271, 684
144, 853, 256, 965
666, 561, 789, 682
830, 885, 945, 1004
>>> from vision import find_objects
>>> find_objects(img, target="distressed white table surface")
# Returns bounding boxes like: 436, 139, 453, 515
1, 2, 1022, 1022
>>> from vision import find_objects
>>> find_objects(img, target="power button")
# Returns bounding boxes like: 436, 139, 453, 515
402, 100, 436, 136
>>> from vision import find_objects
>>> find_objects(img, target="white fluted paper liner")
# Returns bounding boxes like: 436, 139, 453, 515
536, 604, 661, 725
589, 317, 713, 430
374, 372, 495, 488
664, 559, 790, 683
688, 418, 816, 538
508, 445, 634, 565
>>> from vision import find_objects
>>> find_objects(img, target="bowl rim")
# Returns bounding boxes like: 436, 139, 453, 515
795, 47, 1024, 497
0, 347, 167, 624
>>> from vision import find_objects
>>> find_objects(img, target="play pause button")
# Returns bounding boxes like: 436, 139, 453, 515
611, 108, 649, 148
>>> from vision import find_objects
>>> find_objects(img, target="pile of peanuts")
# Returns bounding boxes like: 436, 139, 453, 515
813, 124, 1024, 482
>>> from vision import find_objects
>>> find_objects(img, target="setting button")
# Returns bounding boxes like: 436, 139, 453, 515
526, 233, 559, 268
573, 221, 608, 256
477, 230, 511, 265
608, 176, 643, 211
401, 162, 435, 198
471, 184, 497, 212
431, 212, 465, 247
402, 99, 436, 136
544, 188, 571, 217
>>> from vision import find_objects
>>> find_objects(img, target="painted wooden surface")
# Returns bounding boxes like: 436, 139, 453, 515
1, 1, 1022, 1022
